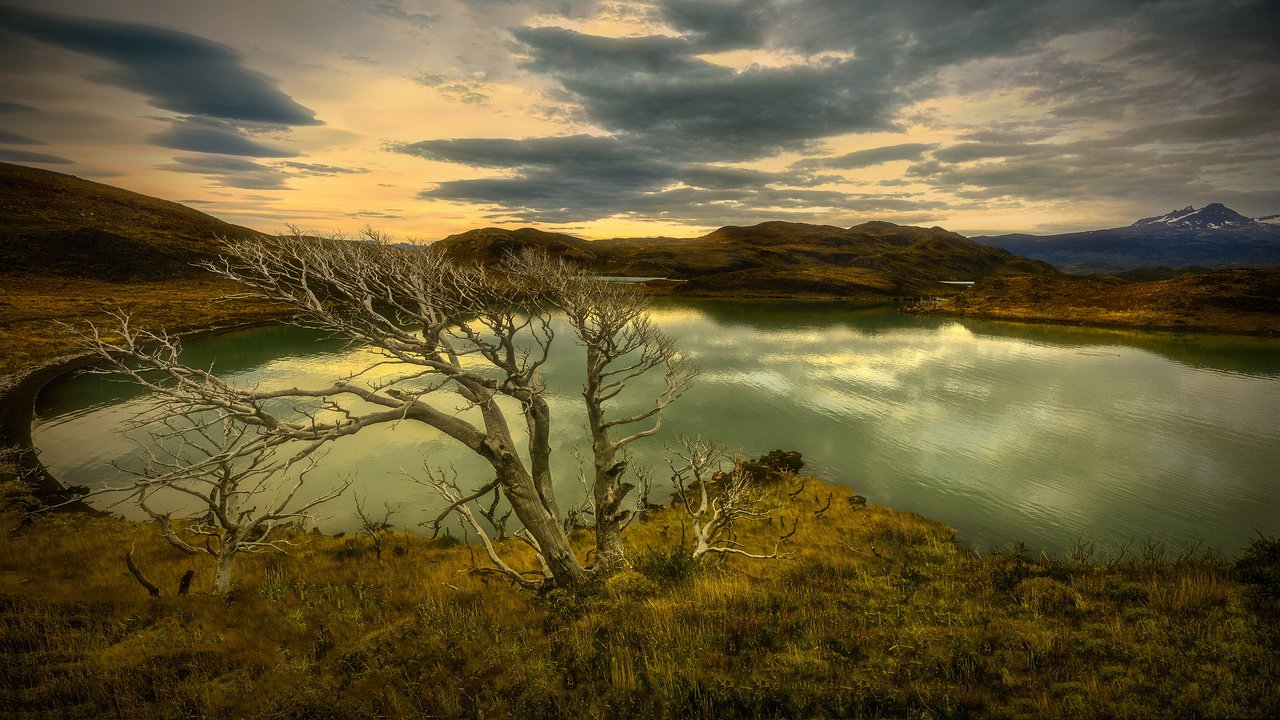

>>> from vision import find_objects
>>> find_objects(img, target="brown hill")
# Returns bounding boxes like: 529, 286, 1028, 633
0, 162, 258, 279
434, 227, 596, 265
434, 220, 1056, 299
914, 268, 1280, 334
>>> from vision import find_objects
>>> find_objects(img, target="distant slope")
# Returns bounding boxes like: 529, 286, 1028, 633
434, 227, 597, 265
0, 162, 259, 279
914, 268, 1280, 335
435, 220, 1055, 300
974, 203, 1280, 273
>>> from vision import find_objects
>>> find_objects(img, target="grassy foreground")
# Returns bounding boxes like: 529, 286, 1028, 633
1, 462, 1277, 719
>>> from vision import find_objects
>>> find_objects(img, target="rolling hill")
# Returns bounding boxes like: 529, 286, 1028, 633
436, 220, 1056, 299
0, 162, 258, 279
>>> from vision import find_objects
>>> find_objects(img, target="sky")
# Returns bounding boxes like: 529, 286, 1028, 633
0, 0, 1277, 240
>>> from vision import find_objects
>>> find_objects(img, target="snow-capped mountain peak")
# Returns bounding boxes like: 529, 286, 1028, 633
1133, 203, 1257, 230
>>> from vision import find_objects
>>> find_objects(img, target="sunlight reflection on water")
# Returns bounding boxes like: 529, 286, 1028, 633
33, 302, 1280, 555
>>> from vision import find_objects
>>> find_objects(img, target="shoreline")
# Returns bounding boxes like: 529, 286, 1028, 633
5, 282, 1278, 507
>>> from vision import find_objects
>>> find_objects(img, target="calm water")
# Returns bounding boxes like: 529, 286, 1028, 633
33, 301, 1280, 555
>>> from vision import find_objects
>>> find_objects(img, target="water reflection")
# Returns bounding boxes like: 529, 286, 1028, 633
33, 301, 1280, 556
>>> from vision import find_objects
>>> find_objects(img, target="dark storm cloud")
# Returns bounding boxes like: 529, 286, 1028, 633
1116, 0, 1280, 78
149, 118, 299, 157
656, 0, 770, 50
394, 134, 940, 224
0, 5, 318, 125
912, 139, 1273, 208
1116, 85, 1280, 145
401, 0, 1280, 223
159, 155, 289, 190
363, 0, 434, 29
0, 99, 38, 114
513, 25, 900, 158
512, 26, 702, 74
931, 143, 1053, 163
0, 147, 72, 163
0, 129, 43, 144
395, 135, 666, 177
792, 143, 937, 170
658, 0, 1143, 64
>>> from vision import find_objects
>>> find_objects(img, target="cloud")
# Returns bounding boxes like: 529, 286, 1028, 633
384, 1, 1279, 226
159, 154, 290, 189
932, 143, 1053, 163
1116, 85, 1280, 145
362, 0, 434, 29
793, 143, 937, 170
413, 72, 493, 104
0, 5, 318, 125
0, 99, 38, 114
149, 117, 299, 157
274, 161, 370, 176
393, 133, 943, 224
910, 139, 1276, 210
512, 25, 903, 159
346, 210, 404, 219
0, 128, 43, 145
0, 147, 72, 164
656, 0, 771, 50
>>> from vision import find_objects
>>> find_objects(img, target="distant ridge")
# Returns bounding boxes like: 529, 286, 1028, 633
974, 203, 1280, 273
0, 162, 1052, 298
0, 162, 259, 279
435, 220, 1055, 299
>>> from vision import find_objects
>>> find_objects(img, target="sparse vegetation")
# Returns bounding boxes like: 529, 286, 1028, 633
2, 473, 1276, 718
914, 269, 1280, 335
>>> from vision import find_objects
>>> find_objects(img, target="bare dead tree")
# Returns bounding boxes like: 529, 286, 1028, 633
353, 493, 399, 560
513, 252, 699, 573
666, 436, 796, 561
85, 415, 347, 595
72, 231, 694, 588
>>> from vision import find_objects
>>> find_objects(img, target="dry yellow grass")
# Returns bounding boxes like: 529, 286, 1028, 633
0, 276, 285, 375
916, 269, 1280, 335
2, 469, 1276, 719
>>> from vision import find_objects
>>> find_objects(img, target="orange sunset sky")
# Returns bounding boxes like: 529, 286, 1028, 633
1, 0, 1277, 241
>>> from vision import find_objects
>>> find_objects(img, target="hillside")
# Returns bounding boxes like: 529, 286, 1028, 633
975, 203, 1280, 273
0, 162, 258, 279
911, 268, 1280, 335
435, 220, 1056, 300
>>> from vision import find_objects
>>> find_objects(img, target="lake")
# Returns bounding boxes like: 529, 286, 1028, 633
33, 300, 1280, 556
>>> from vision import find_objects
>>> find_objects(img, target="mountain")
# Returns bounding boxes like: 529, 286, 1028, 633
434, 220, 1055, 299
0, 162, 258, 279
974, 203, 1280, 273
1133, 203, 1256, 230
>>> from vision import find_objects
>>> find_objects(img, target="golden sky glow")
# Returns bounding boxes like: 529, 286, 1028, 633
1, 0, 1277, 240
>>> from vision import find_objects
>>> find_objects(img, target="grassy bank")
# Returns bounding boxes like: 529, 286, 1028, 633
910, 269, 1280, 336
0, 276, 284, 376
1, 469, 1277, 719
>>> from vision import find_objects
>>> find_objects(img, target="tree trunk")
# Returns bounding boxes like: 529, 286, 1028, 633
590, 435, 631, 576
212, 549, 235, 595
497, 466, 589, 587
